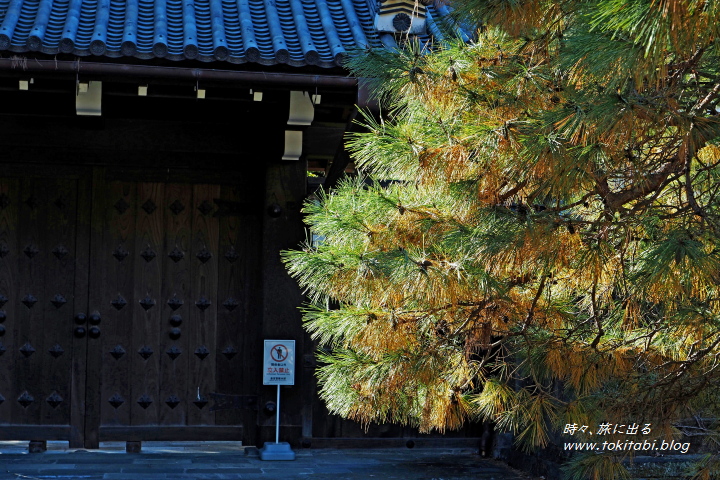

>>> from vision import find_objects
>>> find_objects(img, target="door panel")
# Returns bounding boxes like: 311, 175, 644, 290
158, 183, 193, 427
186, 184, 220, 427
0, 171, 88, 445
86, 179, 136, 442
128, 182, 165, 428
87, 176, 258, 445
214, 183, 260, 433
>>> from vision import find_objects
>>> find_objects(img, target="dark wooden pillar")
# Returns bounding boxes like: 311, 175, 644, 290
259, 159, 307, 446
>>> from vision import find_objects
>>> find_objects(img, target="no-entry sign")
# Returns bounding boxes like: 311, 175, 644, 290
263, 340, 295, 385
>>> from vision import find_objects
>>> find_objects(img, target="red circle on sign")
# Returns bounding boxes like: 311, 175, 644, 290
270, 344, 289, 362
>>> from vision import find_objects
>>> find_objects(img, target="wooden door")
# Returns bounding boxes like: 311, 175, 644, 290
0, 167, 92, 447
0, 166, 261, 448
84, 171, 261, 447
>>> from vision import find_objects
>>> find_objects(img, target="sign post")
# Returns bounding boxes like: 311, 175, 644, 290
259, 340, 296, 461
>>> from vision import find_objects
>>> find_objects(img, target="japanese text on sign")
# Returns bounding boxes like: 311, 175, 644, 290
263, 340, 295, 386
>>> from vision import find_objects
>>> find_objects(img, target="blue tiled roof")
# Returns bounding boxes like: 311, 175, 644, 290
0, 0, 384, 67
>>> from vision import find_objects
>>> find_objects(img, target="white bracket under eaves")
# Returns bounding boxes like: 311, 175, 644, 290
76, 81, 102, 116
283, 91, 314, 161
288, 91, 314, 126
282, 130, 303, 161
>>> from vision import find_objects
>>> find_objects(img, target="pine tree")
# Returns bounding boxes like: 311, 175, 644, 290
284, 1, 720, 477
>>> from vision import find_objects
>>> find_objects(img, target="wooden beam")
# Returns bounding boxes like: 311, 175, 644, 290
260, 159, 307, 446
99, 426, 243, 441
0, 426, 72, 440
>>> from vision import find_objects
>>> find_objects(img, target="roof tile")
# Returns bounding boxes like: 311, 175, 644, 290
0, 0, 386, 66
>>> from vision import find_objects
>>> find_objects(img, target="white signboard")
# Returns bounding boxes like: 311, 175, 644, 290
263, 340, 295, 386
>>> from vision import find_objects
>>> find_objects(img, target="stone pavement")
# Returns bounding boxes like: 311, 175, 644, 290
0, 442, 532, 480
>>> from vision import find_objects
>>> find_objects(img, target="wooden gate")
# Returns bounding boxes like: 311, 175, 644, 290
0, 166, 261, 448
